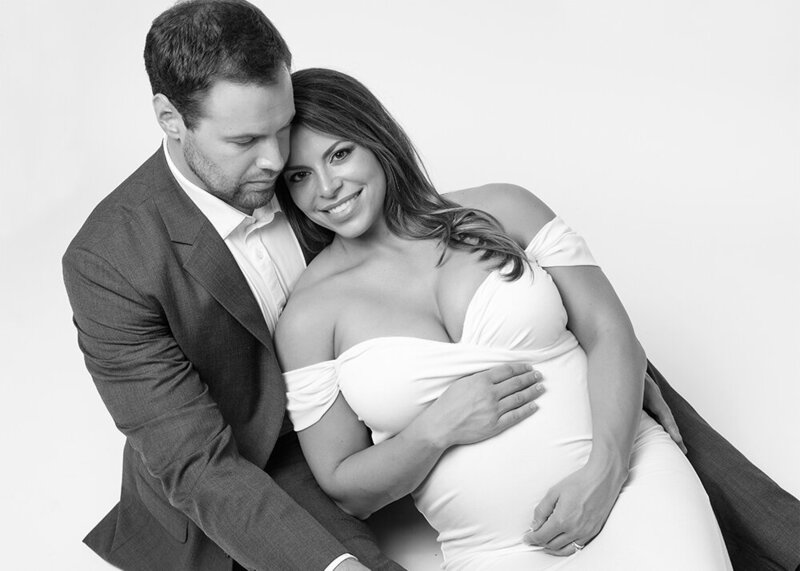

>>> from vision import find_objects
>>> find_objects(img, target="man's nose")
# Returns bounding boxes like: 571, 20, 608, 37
254, 138, 285, 172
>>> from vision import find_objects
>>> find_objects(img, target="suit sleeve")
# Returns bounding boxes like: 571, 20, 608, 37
63, 245, 350, 571
647, 361, 800, 571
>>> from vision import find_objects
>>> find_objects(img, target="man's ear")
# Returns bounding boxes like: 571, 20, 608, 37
152, 94, 186, 141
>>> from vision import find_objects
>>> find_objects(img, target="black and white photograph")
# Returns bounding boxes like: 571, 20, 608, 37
2, 1, 798, 569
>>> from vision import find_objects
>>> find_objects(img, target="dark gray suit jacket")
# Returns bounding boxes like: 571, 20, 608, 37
648, 363, 800, 571
63, 147, 397, 571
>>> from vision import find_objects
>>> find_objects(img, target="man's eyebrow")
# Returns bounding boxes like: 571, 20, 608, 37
284, 139, 345, 172
225, 114, 296, 140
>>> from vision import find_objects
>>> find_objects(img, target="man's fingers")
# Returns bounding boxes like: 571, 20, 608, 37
649, 395, 687, 454
643, 373, 687, 453
663, 416, 687, 453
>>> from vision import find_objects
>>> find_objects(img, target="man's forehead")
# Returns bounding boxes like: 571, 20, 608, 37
197, 77, 294, 131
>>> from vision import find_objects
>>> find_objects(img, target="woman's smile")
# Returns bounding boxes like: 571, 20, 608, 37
321, 189, 363, 217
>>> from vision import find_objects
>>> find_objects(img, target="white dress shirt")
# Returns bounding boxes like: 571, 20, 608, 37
164, 141, 354, 571
163, 139, 305, 334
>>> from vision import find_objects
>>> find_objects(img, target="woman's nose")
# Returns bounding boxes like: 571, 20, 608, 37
318, 171, 342, 198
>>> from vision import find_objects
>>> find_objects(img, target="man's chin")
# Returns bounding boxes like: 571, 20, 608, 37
238, 188, 275, 211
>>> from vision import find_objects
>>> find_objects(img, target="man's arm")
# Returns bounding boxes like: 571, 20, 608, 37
647, 361, 800, 571
64, 245, 354, 571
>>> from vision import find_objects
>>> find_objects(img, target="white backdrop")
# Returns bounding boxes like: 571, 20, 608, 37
1, 1, 797, 568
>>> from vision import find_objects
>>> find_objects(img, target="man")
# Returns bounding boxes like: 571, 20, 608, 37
64, 1, 798, 570
62, 2, 401, 569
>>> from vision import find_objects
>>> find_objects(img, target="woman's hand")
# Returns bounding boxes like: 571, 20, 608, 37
424, 363, 545, 448
522, 456, 628, 555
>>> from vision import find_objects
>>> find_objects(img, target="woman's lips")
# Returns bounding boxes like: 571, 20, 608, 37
322, 189, 362, 214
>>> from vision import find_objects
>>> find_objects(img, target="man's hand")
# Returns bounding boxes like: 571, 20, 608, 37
425, 363, 544, 448
522, 457, 627, 555
643, 372, 686, 453
333, 558, 370, 570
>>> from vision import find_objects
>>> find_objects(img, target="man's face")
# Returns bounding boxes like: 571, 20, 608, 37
178, 69, 295, 214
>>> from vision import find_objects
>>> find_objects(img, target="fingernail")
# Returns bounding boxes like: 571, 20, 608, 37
533, 370, 543, 380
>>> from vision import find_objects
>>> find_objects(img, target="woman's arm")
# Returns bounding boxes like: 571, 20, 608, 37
453, 184, 645, 554
275, 287, 543, 519
526, 264, 645, 554
295, 374, 538, 518
447, 185, 684, 452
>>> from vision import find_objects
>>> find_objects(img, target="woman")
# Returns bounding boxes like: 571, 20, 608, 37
274, 68, 731, 570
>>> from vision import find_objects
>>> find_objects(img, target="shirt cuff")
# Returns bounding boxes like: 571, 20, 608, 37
324, 553, 356, 571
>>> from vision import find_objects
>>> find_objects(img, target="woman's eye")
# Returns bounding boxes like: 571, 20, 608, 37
287, 171, 308, 184
331, 147, 353, 161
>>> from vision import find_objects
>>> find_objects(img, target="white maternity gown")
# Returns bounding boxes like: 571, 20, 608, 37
284, 218, 732, 570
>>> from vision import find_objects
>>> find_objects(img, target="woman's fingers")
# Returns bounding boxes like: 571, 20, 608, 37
542, 538, 587, 556
496, 374, 545, 428
486, 363, 537, 384
523, 490, 561, 546
490, 364, 545, 426
531, 489, 558, 533
493, 366, 543, 400
525, 513, 596, 557
524, 513, 562, 546
497, 399, 539, 429
498, 381, 545, 414
440, 364, 544, 445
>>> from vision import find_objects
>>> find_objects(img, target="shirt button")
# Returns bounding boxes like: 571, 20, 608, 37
256, 249, 264, 260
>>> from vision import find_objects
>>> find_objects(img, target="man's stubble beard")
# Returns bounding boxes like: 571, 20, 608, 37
182, 135, 273, 213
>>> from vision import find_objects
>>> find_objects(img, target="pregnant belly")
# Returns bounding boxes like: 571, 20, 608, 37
412, 347, 593, 557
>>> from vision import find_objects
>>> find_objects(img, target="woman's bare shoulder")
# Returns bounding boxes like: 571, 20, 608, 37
443, 183, 556, 245
275, 250, 342, 370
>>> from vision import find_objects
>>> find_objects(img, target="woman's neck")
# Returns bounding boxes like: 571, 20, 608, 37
330, 224, 407, 260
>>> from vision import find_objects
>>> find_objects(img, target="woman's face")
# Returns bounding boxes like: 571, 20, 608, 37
283, 125, 387, 240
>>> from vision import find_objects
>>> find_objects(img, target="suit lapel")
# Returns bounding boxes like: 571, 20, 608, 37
183, 232, 273, 349
148, 148, 273, 350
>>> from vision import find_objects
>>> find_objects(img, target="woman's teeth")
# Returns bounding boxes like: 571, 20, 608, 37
327, 193, 358, 215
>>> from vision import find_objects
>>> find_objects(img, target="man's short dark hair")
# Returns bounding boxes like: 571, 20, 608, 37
144, 0, 292, 129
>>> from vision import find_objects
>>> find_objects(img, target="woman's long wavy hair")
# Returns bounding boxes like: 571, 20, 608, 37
275, 68, 530, 280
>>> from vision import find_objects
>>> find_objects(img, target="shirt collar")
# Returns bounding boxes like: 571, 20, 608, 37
163, 138, 282, 239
